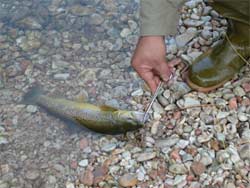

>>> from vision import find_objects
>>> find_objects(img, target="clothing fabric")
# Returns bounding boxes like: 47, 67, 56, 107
140, 0, 185, 36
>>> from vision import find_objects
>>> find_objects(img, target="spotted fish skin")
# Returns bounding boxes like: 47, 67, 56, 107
22, 87, 145, 134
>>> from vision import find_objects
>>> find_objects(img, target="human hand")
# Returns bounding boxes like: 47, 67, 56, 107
131, 36, 180, 93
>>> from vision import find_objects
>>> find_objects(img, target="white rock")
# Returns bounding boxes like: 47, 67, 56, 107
183, 97, 200, 107
238, 113, 248, 122
175, 29, 197, 48
54, 73, 70, 80
78, 159, 88, 167
131, 89, 143, 97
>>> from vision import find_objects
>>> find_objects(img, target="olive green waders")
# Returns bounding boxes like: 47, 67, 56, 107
186, 0, 250, 92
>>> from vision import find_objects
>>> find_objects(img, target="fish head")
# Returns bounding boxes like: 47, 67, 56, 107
114, 110, 145, 129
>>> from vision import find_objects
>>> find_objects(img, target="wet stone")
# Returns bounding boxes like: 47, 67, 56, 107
191, 161, 206, 176
25, 170, 40, 180
169, 163, 188, 175
118, 174, 138, 187
137, 152, 156, 162
79, 159, 88, 167
102, 143, 117, 152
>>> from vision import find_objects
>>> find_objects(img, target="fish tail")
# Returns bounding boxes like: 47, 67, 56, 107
22, 86, 44, 105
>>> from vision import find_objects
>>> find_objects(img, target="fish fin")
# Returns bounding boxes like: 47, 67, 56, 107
22, 86, 44, 105
99, 105, 118, 112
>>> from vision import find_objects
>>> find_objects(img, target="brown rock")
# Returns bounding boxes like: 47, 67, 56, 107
79, 138, 89, 149
118, 173, 138, 187
93, 165, 108, 184
80, 169, 94, 186
191, 161, 206, 176
242, 82, 250, 93
210, 139, 220, 151
229, 97, 238, 110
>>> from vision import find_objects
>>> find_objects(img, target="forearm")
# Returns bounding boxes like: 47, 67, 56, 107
140, 0, 185, 36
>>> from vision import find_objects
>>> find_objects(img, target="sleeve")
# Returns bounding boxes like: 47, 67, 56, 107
140, 0, 185, 36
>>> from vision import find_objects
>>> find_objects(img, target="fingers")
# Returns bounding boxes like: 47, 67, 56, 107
155, 61, 172, 82
139, 71, 158, 93
168, 58, 182, 68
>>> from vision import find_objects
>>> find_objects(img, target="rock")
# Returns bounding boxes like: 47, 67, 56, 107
191, 161, 206, 176
70, 5, 92, 16
0, 182, 9, 188
120, 28, 131, 38
169, 163, 188, 174
131, 89, 143, 97
152, 101, 164, 114
217, 111, 230, 119
54, 73, 70, 80
79, 159, 88, 167
66, 182, 75, 188
170, 82, 191, 98
151, 121, 159, 135
93, 165, 108, 184
188, 51, 203, 61
197, 132, 213, 143
210, 10, 219, 18
201, 30, 212, 40
241, 128, 250, 141
137, 152, 156, 162
102, 143, 116, 152
0, 137, 8, 145
239, 144, 250, 160
163, 89, 171, 99
17, 17, 42, 29
80, 169, 94, 186
242, 82, 250, 92
26, 105, 38, 113
25, 170, 40, 180
177, 140, 189, 149
238, 113, 248, 122
118, 174, 138, 187
155, 136, 179, 148
234, 86, 246, 97
183, 19, 204, 27
157, 95, 169, 107
89, 13, 104, 25
175, 29, 197, 48
226, 182, 236, 188
183, 97, 200, 108
229, 97, 238, 110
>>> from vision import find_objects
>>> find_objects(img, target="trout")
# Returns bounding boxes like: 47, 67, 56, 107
22, 87, 145, 134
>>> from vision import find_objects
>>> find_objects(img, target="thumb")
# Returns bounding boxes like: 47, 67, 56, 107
156, 61, 172, 82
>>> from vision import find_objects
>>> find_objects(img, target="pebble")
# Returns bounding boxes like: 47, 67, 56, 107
151, 121, 159, 135
234, 86, 246, 97
26, 105, 38, 113
238, 113, 248, 122
183, 97, 200, 107
191, 161, 206, 176
118, 174, 138, 187
102, 143, 117, 152
137, 152, 156, 162
175, 30, 197, 48
66, 182, 75, 188
239, 144, 250, 160
169, 163, 188, 175
70, 5, 92, 16
79, 159, 88, 167
54, 73, 70, 80
131, 88, 143, 97
155, 136, 179, 148
25, 170, 40, 180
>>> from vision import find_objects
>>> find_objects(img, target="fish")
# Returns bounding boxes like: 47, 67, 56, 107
22, 86, 145, 134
